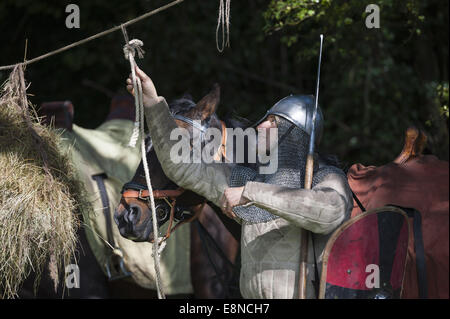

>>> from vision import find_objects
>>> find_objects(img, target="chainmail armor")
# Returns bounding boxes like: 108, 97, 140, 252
230, 117, 346, 223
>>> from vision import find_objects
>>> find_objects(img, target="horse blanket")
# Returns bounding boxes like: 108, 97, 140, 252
58, 119, 193, 294
347, 155, 449, 298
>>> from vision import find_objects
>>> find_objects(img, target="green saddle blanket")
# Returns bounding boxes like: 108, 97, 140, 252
58, 119, 193, 294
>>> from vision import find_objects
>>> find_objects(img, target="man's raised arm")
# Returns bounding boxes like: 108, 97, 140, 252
127, 66, 232, 208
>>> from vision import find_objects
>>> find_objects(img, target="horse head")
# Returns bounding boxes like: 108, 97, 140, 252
114, 84, 224, 242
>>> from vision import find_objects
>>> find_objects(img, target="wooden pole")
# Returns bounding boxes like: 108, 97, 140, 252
299, 34, 324, 299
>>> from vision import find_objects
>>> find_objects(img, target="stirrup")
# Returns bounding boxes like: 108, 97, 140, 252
105, 248, 132, 281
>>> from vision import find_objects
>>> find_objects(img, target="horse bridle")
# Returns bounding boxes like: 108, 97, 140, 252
173, 113, 228, 162
173, 114, 209, 135
121, 115, 228, 243
122, 183, 204, 243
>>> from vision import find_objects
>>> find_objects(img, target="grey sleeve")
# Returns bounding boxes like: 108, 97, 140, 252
143, 98, 232, 208
241, 172, 353, 234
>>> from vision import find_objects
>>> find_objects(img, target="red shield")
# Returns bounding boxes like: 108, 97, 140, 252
319, 206, 410, 299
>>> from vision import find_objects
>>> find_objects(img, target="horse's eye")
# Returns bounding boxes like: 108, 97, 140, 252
155, 203, 169, 221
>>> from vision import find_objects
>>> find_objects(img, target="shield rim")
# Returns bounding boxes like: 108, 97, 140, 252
318, 205, 411, 299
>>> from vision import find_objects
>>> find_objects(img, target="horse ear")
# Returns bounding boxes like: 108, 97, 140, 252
195, 83, 220, 120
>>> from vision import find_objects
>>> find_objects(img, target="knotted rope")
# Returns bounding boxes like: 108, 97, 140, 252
121, 25, 166, 299
216, 0, 231, 52
123, 35, 145, 148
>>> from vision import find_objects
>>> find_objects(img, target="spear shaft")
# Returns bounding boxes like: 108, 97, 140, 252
299, 34, 324, 299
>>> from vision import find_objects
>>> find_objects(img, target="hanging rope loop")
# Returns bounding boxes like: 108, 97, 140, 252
216, 0, 231, 52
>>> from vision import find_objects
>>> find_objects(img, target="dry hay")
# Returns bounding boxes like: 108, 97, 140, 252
0, 65, 90, 298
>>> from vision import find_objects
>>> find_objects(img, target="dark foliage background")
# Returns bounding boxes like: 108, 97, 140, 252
0, 0, 448, 166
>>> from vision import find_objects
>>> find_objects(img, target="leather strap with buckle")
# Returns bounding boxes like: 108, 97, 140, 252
122, 187, 186, 201
122, 186, 205, 244
92, 174, 132, 281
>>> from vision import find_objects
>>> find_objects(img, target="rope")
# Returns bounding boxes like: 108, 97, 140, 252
216, 0, 231, 52
122, 26, 166, 299
122, 25, 144, 148
0, 0, 185, 71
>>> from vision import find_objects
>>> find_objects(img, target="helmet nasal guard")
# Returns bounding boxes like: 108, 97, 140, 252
254, 94, 324, 146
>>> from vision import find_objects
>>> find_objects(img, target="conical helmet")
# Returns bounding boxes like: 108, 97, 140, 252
254, 94, 324, 146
